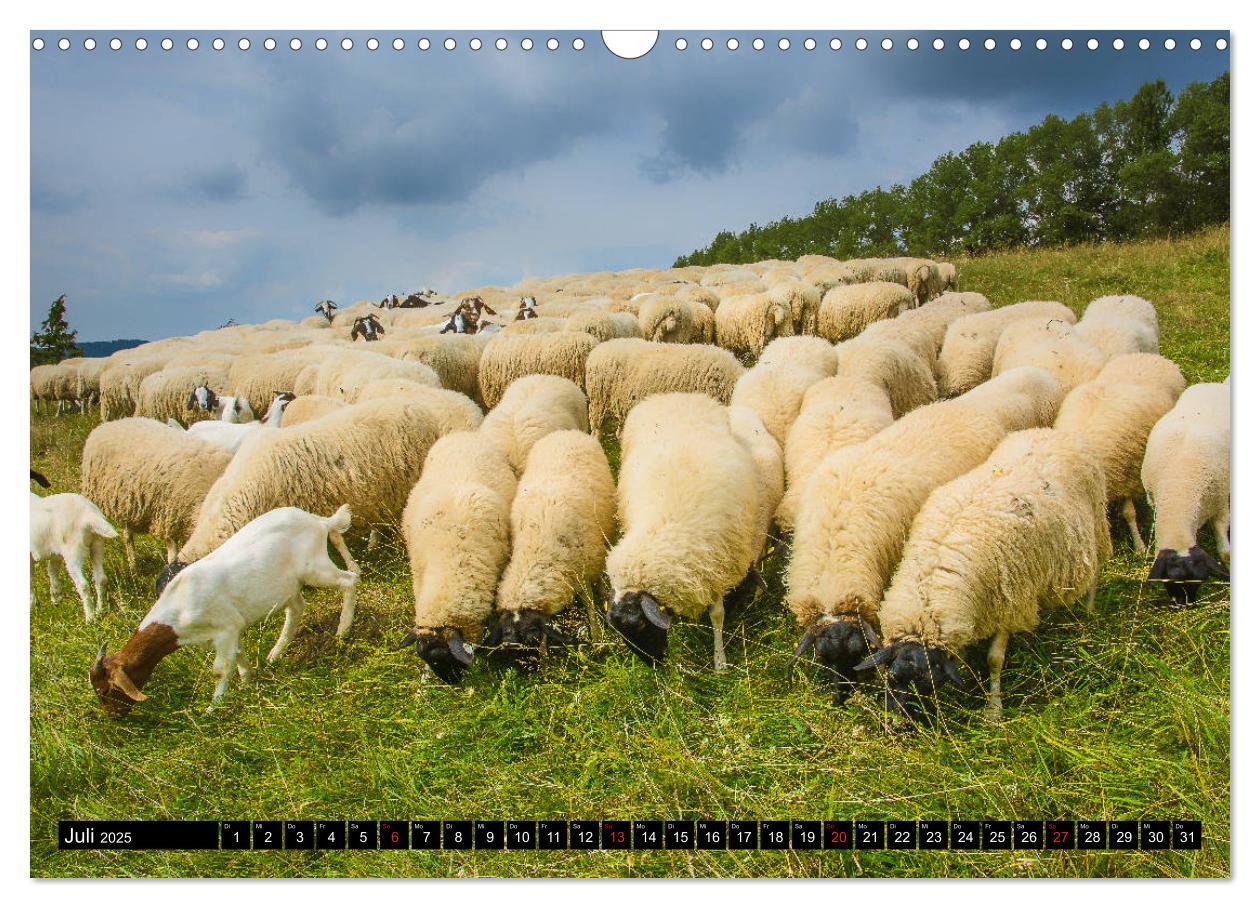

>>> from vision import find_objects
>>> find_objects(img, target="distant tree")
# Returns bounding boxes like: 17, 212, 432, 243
30, 295, 82, 366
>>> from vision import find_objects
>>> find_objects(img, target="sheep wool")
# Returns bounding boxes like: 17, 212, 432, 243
638, 294, 698, 344
312, 349, 442, 402
937, 300, 1077, 396
566, 308, 642, 343
280, 395, 346, 427
354, 380, 484, 434
991, 316, 1107, 392
767, 280, 822, 335
135, 364, 231, 424
585, 338, 745, 433
728, 404, 785, 567
776, 376, 895, 533
495, 430, 616, 617
757, 335, 837, 378
861, 291, 992, 371
714, 292, 792, 358
1054, 354, 1186, 548
674, 283, 720, 311
1074, 294, 1160, 357
479, 374, 590, 475
81, 418, 233, 566
832, 333, 937, 418
180, 397, 446, 561
817, 282, 916, 342
478, 330, 598, 409
386, 333, 485, 403
730, 361, 830, 449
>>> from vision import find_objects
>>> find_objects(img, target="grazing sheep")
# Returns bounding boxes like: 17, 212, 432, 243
398, 432, 518, 684
487, 430, 616, 666
584, 339, 745, 433
135, 365, 231, 424
1054, 353, 1186, 549
715, 292, 792, 358
1074, 294, 1160, 357
500, 315, 567, 335
991, 316, 1108, 392
227, 349, 339, 415
833, 333, 937, 419
74, 358, 108, 413
859, 428, 1111, 719
279, 395, 346, 427
730, 359, 831, 449
354, 380, 484, 433
937, 263, 958, 291
728, 404, 785, 567
30, 490, 117, 622
480, 375, 589, 474
566, 308, 641, 343
386, 333, 485, 403
937, 300, 1077, 396
91, 505, 358, 715
818, 282, 916, 342
81, 418, 234, 568
675, 284, 720, 311
757, 334, 838, 379
767, 280, 822, 335
477, 330, 598, 409
861, 291, 992, 371
638, 294, 698, 343
786, 367, 1064, 700
605, 394, 765, 670
99, 356, 170, 420
701, 268, 761, 287
178, 397, 448, 563
777, 377, 895, 533
312, 349, 441, 402
1142, 379, 1231, 604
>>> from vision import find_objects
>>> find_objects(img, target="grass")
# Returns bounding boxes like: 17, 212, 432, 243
30, 226, 1230, 878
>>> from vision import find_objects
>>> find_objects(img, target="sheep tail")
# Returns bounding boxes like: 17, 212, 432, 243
327, 504, 353, 535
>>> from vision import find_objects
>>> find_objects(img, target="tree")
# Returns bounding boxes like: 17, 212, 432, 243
30, 295, 82, 366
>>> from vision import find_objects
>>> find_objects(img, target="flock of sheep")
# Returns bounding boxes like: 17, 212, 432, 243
28, 253, 1230, 721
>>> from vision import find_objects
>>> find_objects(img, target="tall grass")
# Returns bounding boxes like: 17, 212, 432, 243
30, 227, 1230, 878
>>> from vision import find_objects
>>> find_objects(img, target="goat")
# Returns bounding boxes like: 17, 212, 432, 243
92, 504, 359, 715
31, 489, 117, 622
314, 300, 338, 323
186, 392, 293, 453
187, 382, 219, 415
350, 314, 385, 342
515, 296, 539, 320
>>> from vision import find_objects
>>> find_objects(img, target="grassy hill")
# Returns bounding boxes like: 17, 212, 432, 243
30, 227, 1229, 878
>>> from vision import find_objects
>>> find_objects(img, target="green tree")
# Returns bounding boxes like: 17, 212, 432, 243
30, 295, 82, 366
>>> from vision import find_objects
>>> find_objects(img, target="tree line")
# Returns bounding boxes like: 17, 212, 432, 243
675, 73, 1229, 267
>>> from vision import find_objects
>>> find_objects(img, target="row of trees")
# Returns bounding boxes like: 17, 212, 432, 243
675, 73, 1229, 267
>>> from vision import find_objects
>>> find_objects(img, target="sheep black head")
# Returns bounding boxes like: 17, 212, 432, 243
1149, 546, 1229, 605
483, 609, 579, 671
606, 590, 670, 665
397, 628, 474, 685
855, 640, 965, 722
788, 616, 879, 705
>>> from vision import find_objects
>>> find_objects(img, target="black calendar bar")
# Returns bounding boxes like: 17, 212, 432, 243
58, 819, 1204, 851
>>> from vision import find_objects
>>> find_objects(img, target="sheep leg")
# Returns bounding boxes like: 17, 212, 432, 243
985, 630, 1009, 720
709, 601, 727, 672
367, 528, 380, 552
1121, 498, 1144, 551
121, 528, 137, 571
91, 537, 107, 617
583, 588, 604, 644
1085, 584, 1097, 615
209, 633, 241, 707
267, 592, 306, 663
44, 558, 61, 601
165, 539, 178, 564
64, 555, 94, 623
1214, 516, 1231, 565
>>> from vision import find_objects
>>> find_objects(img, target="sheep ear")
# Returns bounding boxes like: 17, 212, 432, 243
854, 646, 895, 673
447, 631, 475, 666
940, 653, 966, 688
394, 631, 419, 651
1194, 547, 1230, 580
787, 628, 816, 671
640, 595, 671, 630
858, 617, 879, 648
542, 624, 579, 647
108, 666, 147, 701
1148, 550, 1172, 581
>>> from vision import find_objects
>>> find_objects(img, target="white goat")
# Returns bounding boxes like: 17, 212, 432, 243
30, 491, 117, 622
90, 504, 359, 714
187, 392, 293, 453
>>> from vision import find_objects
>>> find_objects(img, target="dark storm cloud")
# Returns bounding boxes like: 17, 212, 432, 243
29, 29, 1228, 339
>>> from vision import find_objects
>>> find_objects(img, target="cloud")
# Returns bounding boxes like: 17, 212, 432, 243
31, 181, 88, 215
179, 163, 250, 203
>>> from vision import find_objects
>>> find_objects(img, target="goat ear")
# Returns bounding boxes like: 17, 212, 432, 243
93, 641, 107, 674
640, 595, 671, 630
854, 645, 896, 673
108, 666, 147, 701
447, 631, 475, 666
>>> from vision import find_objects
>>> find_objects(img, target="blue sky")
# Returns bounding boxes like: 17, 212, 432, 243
30, 30, 1228, 340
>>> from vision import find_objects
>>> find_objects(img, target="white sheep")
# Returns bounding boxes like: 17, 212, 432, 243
479, 375, 589, 475
860, 291, 991, 372
1073, 294, 1160, 357
756, 335, 837, 378
605, 393, 764, 670
832, 332, 937, 418
90, 505, 359, 715
859, 428, 1111, 719
786, 367, 1064, 700
1141, 378, 1231, 604
30, 491, 117, 622
937, 300, 1077, 396
991, 316, 1108, 392
477, 331, 598, 408
730, 356, 833, 450
817, 282, 915, 342
714, 292, 792, 358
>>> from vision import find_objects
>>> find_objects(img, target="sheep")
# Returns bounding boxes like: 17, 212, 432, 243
135, 365, 232, 424
311, 349, 441, 402
605, 394, 765, 670
279, 394, 346, 427
638, 294, 699, 343
937, 300, 1077, 396
487, 430, 616, 666
861, 291, 992, 371
397, 432, 517, 684
1141, 379, 1231, 605
177, 397, 448, 563
1073, 294, 1160, 357
730, 359, 830, 449
818, 282, 916, 342
937, 263, 958, 291
81, 418, 234, 568
566, 308, 641, 343
991, 316, 1108, 392
226, 349, 339, 415
675, 284, 720, 311
90, 505, 359, 715
785, 367, 1064, 700
832, 333, 937, 419
756, 335, 838, 378
354, 379, 484, 433
776, 377, 895, 533
186, 392, 294, 454
99, 356, 170, 420
767, 280, 822, 335
584, 339, 745, 433
714, 292, 792, 358
1054, 353, 1186, 549
477, 330, 598, 409
480, 375, 589, 475
30, 490, 117, 622
386, 334, 485, 403
500, 315, 567, 336
701, 268, 760, 287
858, 428, 1111, 719
74, 358, 108, 413
728, 404, 785, 569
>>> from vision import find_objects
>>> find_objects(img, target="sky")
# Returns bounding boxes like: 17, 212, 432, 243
30, 30, 1229, 341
